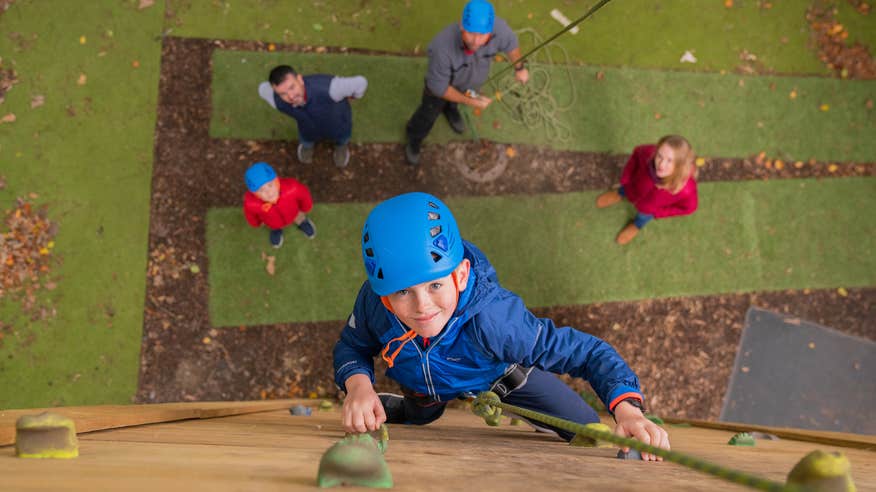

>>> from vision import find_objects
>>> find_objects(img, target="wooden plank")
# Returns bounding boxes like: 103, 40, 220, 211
0, 399, 311, 446
1, 408, 873, 491
662, 417, 876, 450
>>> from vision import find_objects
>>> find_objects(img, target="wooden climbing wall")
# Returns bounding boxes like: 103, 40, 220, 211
1, 404, 874, 491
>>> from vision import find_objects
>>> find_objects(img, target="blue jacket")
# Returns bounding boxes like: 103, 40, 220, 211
333, 241, 643, 408
273, 74, 352, 143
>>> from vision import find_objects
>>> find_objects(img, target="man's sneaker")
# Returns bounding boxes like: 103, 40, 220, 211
404, 142, 420, 166
445, 108, 466, 134
297, 143, 314, 164
333, 144, 350, 168
297, 217, 316, 239
269, 229, 284, 249
378, 393, 406, 424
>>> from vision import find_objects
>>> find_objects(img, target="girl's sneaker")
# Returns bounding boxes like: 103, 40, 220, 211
297, 217, 316, 239
269, 229, 284, 248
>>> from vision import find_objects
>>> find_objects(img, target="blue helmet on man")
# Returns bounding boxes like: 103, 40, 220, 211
462, 0, 495, 34
361, 192, 464, 296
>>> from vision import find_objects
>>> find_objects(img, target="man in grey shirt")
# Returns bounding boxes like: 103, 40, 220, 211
258, 65, 368, 168
404, 0, 529, 165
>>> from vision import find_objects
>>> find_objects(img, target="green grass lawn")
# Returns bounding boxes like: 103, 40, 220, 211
171, 0, 828, 74
0, 0, 164, 409
212, 50, 876, 162
206, 177, 876, 326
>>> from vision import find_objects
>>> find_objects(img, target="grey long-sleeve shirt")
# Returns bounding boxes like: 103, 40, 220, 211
424, 18, 518, 97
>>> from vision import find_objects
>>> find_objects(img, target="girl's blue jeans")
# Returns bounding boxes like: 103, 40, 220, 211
618, 186, 654, 229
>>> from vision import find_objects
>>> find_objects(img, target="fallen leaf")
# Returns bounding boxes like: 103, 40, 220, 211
473, 108, 482, 117
695, 157, 705, 167
309, 391, 318, 399
755, 151, 766, 165
189, 264, 200, 274
837, 287, 848, 297
827, 163, 838, 173
202, 336, 211, 344
132, 60, 140, 68
493, 54, 505, 62
866, 99, 873, 110
819, 103, 829, 111
654, 113, 662, 120
30, 95, 45, 108
77, 73, 87, 85
1, 113, 16, 123
79, 35, 86, 44
527, 12, 533, 19
724, 0, 733, 7
505, 147, 517, 158
595, 71, 604, 80
789, 89, 797, 99
138, 0, 155, 9
793, 161, 803, 168
312, 23, 323, 31
774, 159, 784, 170
268, 43, 276, 52
265, 255, 276, 276
492, 120, 501, 129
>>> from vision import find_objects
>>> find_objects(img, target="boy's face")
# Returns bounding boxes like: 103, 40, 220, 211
254, 177, 280, 203
386, 259, 471, 338
272, 73, 306, 106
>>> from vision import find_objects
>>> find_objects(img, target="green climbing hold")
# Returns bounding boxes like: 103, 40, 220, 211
728, 432, 756, 446
317, 433, 393, 488
319, 400, 334, 411
15, 412, 79, 459
645, 414, 664, 426
786, 450, 856, 492
509, 418, 524, 426
569, 422, 614, 448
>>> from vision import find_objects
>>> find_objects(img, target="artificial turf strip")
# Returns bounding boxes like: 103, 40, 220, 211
0, 1, 164, 408
211, 50, 876, 163
205, 177, 876, 327
171, 0, 827, 75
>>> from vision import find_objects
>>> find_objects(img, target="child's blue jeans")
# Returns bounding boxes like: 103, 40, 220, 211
386, 367, 600, 442
618, 186, 655, 229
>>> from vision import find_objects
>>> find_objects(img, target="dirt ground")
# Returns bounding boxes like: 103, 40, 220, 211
136, 36, 875, 422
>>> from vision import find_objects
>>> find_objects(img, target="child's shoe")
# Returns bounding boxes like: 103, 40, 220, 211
333, 144, 350, 168
377, 393, 406, 424
615, 222, 639, 245
269, 229, 284, 249
596, 190, 622, 208
297, 217, 317, 239
297, 143, 314, 164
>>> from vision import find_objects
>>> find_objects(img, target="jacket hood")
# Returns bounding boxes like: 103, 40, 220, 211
454, 240, 500, 318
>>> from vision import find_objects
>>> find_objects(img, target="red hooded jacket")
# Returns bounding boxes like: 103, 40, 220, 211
243, 177, 313, 230
620, 144, 698, 219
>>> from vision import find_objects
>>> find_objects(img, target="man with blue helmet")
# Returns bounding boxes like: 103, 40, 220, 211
333, 192, 671, 460
403, 0, 530, 166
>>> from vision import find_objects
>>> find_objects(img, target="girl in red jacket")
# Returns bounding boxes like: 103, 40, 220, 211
243, 162, 316, 248
596, 135, 698, 245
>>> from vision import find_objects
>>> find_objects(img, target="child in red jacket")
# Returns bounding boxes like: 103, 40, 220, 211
243, 162, 316, 248
596, 135, 698, 245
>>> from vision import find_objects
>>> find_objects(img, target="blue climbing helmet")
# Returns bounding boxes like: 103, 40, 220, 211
362, 192, 464, 296
462, 0, 495, 34
244, 162, 277, 192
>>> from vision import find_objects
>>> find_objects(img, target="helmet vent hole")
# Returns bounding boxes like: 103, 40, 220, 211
365, 248, 374, 257
376, 268, 384, 280
428, 212, 440, 220
427, 201, 439, 209
429, 225, 442, 237
431, 252, 442, 263
363, 232, 369, 243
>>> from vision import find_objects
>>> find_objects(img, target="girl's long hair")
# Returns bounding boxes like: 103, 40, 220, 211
656, 135, 696, 194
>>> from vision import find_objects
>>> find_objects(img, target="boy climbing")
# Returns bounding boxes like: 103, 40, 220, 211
333, 192, 669, 461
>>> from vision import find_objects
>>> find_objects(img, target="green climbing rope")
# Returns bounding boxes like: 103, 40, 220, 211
471, 391, 805, 492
